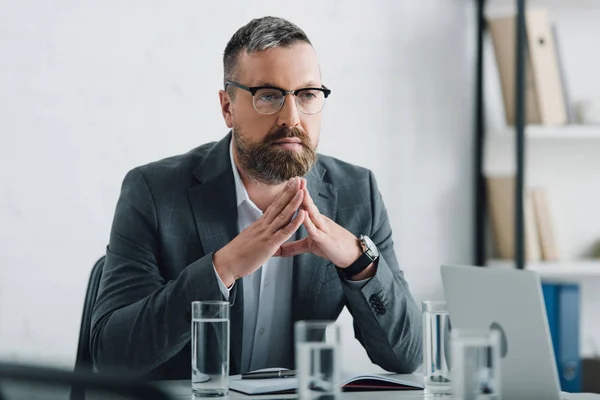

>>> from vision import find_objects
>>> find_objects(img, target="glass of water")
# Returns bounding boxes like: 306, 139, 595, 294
191, 301, 229, 398
451, 330, 501, 400
423, 300, 452, 396
295, 320, 341, 399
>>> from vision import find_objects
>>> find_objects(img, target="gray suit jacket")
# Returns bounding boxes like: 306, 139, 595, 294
90, 133, 422, 380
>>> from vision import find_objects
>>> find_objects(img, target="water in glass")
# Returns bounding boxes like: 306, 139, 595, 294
191, 317, 229, 398
423, 301, 452, 396
296, 341, 339, 399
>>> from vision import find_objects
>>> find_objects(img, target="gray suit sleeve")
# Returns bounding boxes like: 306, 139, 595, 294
339, 171, 423, 373
90, 168, 235, 375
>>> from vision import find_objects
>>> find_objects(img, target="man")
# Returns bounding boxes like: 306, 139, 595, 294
91, 16, 422, 380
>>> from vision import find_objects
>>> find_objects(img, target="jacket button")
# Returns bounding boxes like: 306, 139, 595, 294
369, 294, 386, 315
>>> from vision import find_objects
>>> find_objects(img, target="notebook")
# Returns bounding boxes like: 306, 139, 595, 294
229, 368, 424, 395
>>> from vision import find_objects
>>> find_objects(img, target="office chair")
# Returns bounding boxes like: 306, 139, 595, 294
71, 255, 105, 400
0, 362, 171, 400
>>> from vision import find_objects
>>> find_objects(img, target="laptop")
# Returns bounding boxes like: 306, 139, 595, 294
440, 265, 598, 400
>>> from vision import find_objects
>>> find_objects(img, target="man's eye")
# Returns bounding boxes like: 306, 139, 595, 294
300, 91, 319, 100
257, 91, 282, 102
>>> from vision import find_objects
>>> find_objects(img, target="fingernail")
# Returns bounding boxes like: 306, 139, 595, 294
287, 177, 296, 188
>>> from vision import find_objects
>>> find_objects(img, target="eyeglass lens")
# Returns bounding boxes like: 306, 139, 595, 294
253, 88, 326, 115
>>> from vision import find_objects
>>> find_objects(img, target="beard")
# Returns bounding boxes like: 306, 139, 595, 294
232, 125, 317, 185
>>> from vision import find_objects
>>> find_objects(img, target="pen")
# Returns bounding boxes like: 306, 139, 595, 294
241, 370, 297, 379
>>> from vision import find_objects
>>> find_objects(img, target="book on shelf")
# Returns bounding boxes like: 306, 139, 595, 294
228, 368, 424, 395
541, 283, 581, 392
488, 8, 568, 126
531, 187, 560, 261
486, 175, 541, 261
486, 176, 562, 263
552, 24, 576, 124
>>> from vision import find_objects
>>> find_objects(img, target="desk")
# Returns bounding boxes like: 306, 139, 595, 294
0, 379, 423, 399
157, 381, 600, 400
3, 378, 600, 399
157, 379, 426, 399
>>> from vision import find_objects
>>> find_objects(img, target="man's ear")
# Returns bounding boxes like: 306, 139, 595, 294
219, 90, 233, 128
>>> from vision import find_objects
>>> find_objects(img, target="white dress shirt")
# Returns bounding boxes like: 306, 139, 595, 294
212, 141, 294, 373
212, 140, 369, 373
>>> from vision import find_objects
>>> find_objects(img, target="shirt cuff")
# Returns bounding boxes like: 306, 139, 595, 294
213, 263, 233, 301
343, 275, 372, 289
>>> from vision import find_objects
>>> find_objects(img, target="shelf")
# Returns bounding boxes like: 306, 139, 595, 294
487, 259, 600, 281
487, 0, 600, 10
491, 125, 600, 140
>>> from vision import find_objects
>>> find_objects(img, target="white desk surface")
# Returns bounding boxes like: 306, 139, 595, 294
157, 379, 425, 399
157, 379, 600, 400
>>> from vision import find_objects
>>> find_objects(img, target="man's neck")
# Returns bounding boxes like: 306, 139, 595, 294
232, 151, 286, 213
241, 172, 285, 213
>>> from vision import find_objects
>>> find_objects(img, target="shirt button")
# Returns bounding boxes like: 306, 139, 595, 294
259, 328, 265, 335
264, 279, 270, 287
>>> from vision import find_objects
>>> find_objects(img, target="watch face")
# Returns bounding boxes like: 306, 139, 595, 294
361, 235, 379, 258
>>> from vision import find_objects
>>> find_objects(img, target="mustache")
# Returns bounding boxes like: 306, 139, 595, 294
264, 127, 311, 146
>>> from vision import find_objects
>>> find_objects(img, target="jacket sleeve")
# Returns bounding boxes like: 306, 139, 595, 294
90, 168, 236, 375
339, 171, 423, 373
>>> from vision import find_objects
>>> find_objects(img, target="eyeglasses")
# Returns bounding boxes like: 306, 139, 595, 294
224, 80, 331, 115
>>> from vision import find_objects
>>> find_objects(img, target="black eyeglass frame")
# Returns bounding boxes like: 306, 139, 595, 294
224, 80, 331, 115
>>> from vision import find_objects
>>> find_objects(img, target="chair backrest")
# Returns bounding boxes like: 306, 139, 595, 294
71, 255, 105, 400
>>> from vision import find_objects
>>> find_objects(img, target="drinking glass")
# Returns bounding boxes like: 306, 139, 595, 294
295, 321, 341, 399
191, 301, 230, 398
423, 300, 452, 396
451, 330, 501, 400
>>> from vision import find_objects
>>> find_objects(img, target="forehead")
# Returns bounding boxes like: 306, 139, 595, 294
237, 42, 321, 88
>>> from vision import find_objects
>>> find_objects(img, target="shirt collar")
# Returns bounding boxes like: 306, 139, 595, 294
229, 138, 252, 208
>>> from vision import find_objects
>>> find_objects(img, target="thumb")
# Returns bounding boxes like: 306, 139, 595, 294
275, 237, 310, 258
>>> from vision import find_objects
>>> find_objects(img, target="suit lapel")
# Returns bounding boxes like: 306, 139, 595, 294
292, 162, 338, 322
188, 133, 244, 374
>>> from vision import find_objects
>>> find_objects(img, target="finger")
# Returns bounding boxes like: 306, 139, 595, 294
268, 189, 304, 233
303, 211, 321, 238
301, 188, 324, 229
300, 178, 307, 190
276, 209, 306, 243
264, 177, 301, 224
276, 237, 310, 257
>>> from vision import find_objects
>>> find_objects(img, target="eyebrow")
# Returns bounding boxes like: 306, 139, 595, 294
253, 81, 322, 88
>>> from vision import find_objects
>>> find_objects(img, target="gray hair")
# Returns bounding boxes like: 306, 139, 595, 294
223, 16, 312, 92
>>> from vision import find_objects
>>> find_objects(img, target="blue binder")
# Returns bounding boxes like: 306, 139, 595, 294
541, 283, 581, 393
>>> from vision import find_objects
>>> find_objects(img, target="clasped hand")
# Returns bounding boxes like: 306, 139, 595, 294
213, 177, 362, 287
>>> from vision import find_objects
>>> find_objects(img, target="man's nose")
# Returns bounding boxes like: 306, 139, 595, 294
276, 95, 301, 127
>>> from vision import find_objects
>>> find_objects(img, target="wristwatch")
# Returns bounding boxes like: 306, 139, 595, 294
338, 235, 380, 279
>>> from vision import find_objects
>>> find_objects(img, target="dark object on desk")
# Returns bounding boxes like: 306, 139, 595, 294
72, 255, 105, 400
582, 358, 600, 394
0, 362, 171, 400
241, 370, 297, 379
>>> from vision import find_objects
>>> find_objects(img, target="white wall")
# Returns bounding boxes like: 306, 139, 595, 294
0, 0, 475, 370
484, 2, 600, 356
